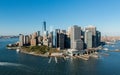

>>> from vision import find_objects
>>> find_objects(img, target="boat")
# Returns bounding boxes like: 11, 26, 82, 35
103, 48, 108, 51
16, 48, 20, 52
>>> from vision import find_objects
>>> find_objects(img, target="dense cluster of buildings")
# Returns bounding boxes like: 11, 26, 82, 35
19, 21, 101, 51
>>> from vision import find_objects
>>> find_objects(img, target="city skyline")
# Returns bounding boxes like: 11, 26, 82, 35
0, 0, 120, 36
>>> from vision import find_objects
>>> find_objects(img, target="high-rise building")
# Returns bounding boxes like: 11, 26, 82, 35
48, 31, 53, 47
30, 32, 37, 46
43, 21, 46, 31
65, 27, 71, 49
55, 29, 60, 48
85, 30, 92, 49
70, 25, 82, 50
64, 34, 70, 49
73, 39, 83, 50
55, 29, 65, 49
58, 33, 65, 49
24, 35, 30, 45
19, 34, 24, 46
37, 31, 40, 36
85, 25, 96, 35
29, 34, 32, 44
38, 36, 43, 44
85, 25, 96, 47
43, 36, 48, 46
32, 32, 37, 39
70, 25, 81, 41
43, 31, 48, 37
96, 31, 101, 46
30, 39, 36, 46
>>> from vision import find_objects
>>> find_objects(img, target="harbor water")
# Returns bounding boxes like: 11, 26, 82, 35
0, 38, 120, 75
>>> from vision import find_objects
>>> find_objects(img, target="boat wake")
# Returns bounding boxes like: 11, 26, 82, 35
0, 62, 24, 67
0, 62, 37, 73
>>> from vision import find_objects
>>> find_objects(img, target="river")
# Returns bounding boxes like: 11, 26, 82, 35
0, 38, 120, 75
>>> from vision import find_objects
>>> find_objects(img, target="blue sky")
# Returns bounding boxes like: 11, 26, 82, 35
0, 0, 120, 36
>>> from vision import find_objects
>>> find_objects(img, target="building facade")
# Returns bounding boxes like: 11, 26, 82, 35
85, 30, 92, 49
19, 34, 24, 46
85, 25, 97, 47
70, 25, 83, 50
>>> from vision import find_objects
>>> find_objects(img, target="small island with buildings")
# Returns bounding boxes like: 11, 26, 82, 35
7, 21, 103, 60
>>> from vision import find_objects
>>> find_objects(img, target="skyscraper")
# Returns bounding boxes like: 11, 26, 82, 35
30, 32, 37, 46
38, 36, 43, 45
55, 29, 60, 48
85, 25, 96, 47
32, 32, 37, 39
55, 29, 65, 49
96, 31, 101, 46
37, 31, 40, 36
23, 35, 30, 46
73, 39, 83, 50
48, 31, 53, 47
43, 36, 49, 46
43, 21, 46, 31
58, 33, 65, 49
85, 30, 92, 49
19, 34, 24, 46
70, 25, 81, 41
30, 39, 36, 46
70, 25, 82, 50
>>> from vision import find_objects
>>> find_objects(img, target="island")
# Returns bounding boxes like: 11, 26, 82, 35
6, 25, 105, 61
7, 44, 61, 57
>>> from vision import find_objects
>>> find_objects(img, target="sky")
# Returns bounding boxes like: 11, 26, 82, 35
0, 0, 120, 36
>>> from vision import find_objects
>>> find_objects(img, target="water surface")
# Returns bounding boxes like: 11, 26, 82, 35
0, 38, 120, 75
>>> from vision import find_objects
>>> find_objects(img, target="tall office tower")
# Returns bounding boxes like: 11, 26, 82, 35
55, 29, 65, 49
67, 27, 72, 37
29, 34, 32, 44
64, 34, 70, 49
70, 25, 82, 50
38, 36, 43, 44
43, 21, 46, 31
55, 29, 60, 48
32, 32, 37, 39
30, 32, 37, 46
60, 30, 66, 34
85, 30, 92, 49
43, 36, 49, 46
65, 27, 71, 49
30, 39, 36, 46
42, 21, 47, 36
23, 35, 26, 45
58, 33, 65, 49
81, 28, 85, 41
43, 31, 48, 37
24, 35, 30, 45
37, 31, 40, 36
85, 25, 96, 47
19, 34, 24, 46
48, 31, 53, 47
73, 39, 83, 50
96, 31, 101, 46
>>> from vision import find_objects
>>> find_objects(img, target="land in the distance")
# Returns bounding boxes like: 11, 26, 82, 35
0, 36, 18, 39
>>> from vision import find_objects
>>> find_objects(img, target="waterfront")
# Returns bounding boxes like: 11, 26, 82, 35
0, 38, 120, 75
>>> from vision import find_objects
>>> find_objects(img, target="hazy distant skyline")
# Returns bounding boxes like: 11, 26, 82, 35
0, 0, 120, 36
